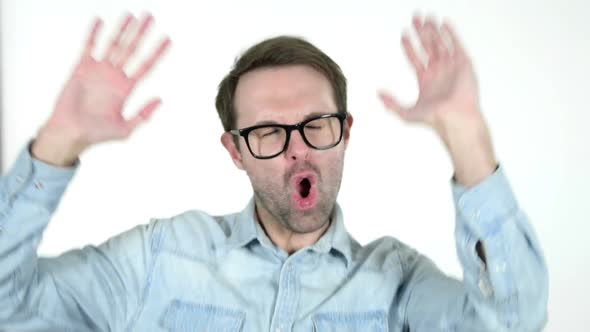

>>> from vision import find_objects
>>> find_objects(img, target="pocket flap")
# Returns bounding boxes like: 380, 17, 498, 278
160, 300, 245, 332
312, 310, 388, 332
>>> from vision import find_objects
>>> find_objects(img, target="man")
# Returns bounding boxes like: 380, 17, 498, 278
0, 12, 547, 331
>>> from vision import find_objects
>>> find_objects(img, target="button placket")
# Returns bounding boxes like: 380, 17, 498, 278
270, 260, 298, 332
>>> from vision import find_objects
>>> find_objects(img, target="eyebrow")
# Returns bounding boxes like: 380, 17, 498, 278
252, 111, 335, 126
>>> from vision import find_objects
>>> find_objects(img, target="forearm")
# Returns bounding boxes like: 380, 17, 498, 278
0, 141, 77, 321
404, 168, 548, 331
435, 111, 498, 188
0, 143, 154, 330
452, 167, 548, 330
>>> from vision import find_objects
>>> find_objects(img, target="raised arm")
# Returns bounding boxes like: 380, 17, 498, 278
0, 13, 170, 331
379, 16, 548, 331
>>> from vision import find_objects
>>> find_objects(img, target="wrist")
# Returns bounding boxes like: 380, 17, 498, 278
436, 115, 497, 187
32, 126, 87, 167
451, 149, 497, 187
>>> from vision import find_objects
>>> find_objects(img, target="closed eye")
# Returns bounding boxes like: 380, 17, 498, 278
261, 128, 280, 137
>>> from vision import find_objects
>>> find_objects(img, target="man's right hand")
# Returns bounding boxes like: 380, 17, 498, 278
32, 13, 171, 167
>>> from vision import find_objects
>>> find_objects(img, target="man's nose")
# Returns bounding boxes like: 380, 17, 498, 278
285, 130, 310, 160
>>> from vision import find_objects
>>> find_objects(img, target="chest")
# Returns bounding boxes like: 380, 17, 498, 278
132, 248, 407, 331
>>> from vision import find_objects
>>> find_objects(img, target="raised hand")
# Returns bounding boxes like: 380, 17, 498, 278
380, 16, 497, 187
33, 13, 171, 166
379, 16, 479, 128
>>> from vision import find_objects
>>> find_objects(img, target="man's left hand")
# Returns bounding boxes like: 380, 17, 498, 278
379, 16, 497, 187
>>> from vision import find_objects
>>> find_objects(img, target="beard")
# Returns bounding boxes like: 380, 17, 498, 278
251, 159, 343, 234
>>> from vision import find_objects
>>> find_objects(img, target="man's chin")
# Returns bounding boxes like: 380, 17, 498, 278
285, 210, 331, 234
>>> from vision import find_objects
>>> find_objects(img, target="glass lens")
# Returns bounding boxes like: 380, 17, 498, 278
248, 126, 287, 157
303, 116, 342, 148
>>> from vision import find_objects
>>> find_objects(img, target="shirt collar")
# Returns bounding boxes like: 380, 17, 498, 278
225, 198, 354, 267
308, 203, 353, 267
225, 198, 259, 249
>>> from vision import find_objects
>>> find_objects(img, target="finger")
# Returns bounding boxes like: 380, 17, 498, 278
423, 18, 440, 62
378, 91, 409, 119
433, 27, 450, 60
378, 91, 421, 123
104, 14, 136, 64
82, 18, 103, 58
401, 34, 424, 74
412, 15, 423, 32
378, 91, 400, 110
130, 37, 171, 82
442, 21, 466, 59
124, 98, 162, 134
413, 16, 434, 61
427, 19, 450, 61
115, 14, 154, 68
427, 19, 449, 59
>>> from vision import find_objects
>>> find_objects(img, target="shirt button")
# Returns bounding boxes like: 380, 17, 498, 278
458, 199, 465, 210
34, 181, 44, 190
478, 278, 493, 298
16, 176, 25, 183
275, 328, 281, 332
495, 262, 507, 273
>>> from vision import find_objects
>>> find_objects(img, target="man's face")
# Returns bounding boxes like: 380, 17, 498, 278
223, 65, 352, 234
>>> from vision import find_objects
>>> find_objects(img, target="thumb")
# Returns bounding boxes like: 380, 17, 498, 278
378, 90, 417, 122
124, 97, 162, 134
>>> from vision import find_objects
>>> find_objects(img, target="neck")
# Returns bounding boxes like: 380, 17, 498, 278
255, 204, 330, 255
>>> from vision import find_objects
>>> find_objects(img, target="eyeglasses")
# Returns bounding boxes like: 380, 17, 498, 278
230, 112, 347, 159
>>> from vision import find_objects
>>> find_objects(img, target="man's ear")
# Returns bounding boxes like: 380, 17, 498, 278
343, 113, 354, 148
221, 132, 245, 170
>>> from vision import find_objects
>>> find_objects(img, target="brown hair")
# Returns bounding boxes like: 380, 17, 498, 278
215, 36, 347, 132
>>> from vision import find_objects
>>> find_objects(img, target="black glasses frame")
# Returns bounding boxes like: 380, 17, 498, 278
230, 112, 348, 159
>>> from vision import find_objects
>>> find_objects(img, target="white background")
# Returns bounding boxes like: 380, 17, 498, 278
1, 0, 588, 330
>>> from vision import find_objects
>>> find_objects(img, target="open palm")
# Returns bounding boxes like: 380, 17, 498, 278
46, 14, 170, 146
380, 16, 480, 128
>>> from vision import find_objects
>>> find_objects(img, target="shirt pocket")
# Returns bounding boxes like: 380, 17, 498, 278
312, 310, 388, 332
160, 299, 246, 332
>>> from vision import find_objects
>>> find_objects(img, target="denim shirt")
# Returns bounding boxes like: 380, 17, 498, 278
0, 143, 548, 332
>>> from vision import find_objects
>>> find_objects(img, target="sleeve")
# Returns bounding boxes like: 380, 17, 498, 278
401, 165, 548, 332
0, 142, 162, 332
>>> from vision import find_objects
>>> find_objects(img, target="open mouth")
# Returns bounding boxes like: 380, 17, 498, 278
298, 178, 311, 198
291, 172, 318, 210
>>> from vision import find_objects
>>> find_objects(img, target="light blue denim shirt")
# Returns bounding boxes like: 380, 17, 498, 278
0, 143, 548, 332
